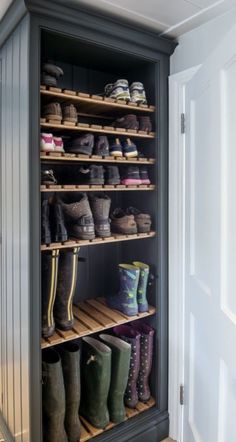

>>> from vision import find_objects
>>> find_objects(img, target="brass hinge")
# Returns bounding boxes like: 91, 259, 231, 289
181, 113, 185, 134
180, 385, 184, 405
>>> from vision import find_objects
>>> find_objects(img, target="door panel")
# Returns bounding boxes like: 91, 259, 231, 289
184, 25, 236, 442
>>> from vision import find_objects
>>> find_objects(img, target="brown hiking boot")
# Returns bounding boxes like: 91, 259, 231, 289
111, 208, 137, 235
90, 194, 111, 238
61, 194, 95, 240
42, 102, 62, 122
62, 104, 78, 124
126, 207, 151, 233
112, 114, 139, 130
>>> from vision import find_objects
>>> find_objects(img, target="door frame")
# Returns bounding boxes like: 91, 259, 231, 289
168, 65, 200, 442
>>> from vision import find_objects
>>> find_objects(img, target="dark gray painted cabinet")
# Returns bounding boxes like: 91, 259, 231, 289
0, 1, 176, 441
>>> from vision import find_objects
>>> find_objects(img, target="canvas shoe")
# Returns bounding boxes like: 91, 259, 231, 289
105, 79, 130, 101
122, 138, 138, 158
130, 82, 147, 104
53, 136, 65, 153
109, 138, 123, 157
41, 133, 55, 152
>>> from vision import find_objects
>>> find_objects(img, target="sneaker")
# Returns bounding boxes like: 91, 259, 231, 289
109, 138, 123, 157
113, 114, 139, 130
121, 166, 142, 185
42, 102, 62, 122
79, 165, 104, 185
62, 104, 77, 124
40, 133, 55, 152
111, 208, 137, 235
139, 166, 151, 184
41, 169, 57, 185
105, 79, 130, 101
126, 207, 152, 233
105, 166, 120, 185
139, 116, 152, 132
65, 134, 94, 155
94, 136, 109, 157
123, 138, 138, 158
53, 136, 64, 153
130, 82, 147, 104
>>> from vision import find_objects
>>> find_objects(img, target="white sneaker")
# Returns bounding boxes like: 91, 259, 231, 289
40, 133, 55, 152
104, 79, 130, 101
130, 82, 147, 104
53, 136, 64, 153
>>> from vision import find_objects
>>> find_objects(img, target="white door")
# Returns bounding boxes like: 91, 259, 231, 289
184, 24, 236, 442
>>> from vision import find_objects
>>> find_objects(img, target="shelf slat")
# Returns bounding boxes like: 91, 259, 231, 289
40, 121, 155, 139
40, 152, 155, 165
40, 87, 155, 114
79, 397, 155, 442
40, 184, 155, 192
41, 231, 156, 251
41, 297, 156, 349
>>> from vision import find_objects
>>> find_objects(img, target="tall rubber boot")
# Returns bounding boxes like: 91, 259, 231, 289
41, 250, 59, 338
60, 343, 81, 442
80, 336, 111, 428
41, 198, 51, 245
42, 348, 68, 442
107, 264, 140, 316
131, 322, 154, 402
133, 261, 149, 312
99, 334, 131, 423
113, 325, 141, 408
54, 247, 80, 331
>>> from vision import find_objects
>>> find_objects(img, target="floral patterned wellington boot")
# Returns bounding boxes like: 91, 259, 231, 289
131, 322, 154, 402
107, 264, 140, 316
113, 325, 141, 408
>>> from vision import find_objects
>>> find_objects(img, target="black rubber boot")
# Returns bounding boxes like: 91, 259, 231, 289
80, 336, 111, 428
99, 334, 131, 423
60, 343, 81, 442
54, 247, 80, 331
41, 198, 51, 245
41, 250, 59, 338
51, 200, 68, 242
42, 348, 68, 442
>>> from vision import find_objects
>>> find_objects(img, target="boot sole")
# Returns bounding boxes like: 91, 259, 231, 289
110, 151, 123, 157
121, 179, 142, 185
106, 180, 120, 185
89, 180, 105, 185
43, 114, 62, 121
124, 151, 138, 158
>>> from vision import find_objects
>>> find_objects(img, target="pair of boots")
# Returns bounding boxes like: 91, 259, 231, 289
81, 335, 131, 429
107, 262, 150, 316
42, 248, 79, 337
113, 323, 154, 408
42, 343, 80, 442
42, 197, 68, 245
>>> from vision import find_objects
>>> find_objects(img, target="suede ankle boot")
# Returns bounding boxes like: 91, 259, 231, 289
41, 250, 59, 338
131, 323, 154, 402
60, 343, 81, 442
54, 247, 79, 331
99, 334, 131, 423
80, 336, 111, 429
113, 325, 141, 408
90, 194, 111, 238
42, 349, 68, 442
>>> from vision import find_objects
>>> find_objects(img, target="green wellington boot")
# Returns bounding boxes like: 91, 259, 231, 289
54, 247, 80, 331
42, 349, 68, 442
41, 250, 59, 338
99, 334, 131, 423
133, 261, 149, 313
60, 343, 81, 442
80, 337, 111, 429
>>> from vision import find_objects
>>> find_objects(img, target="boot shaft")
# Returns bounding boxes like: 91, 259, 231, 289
41, 250, 59, 337
133, 261, 149, 312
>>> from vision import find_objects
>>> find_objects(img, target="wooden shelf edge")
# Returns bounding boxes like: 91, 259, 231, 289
41, 297, 156, 349
40, 153, 155, 165
79, 397, 156, 442
40, 87, 155, 113
41, 231, 156, 251
40, 185, 155, 192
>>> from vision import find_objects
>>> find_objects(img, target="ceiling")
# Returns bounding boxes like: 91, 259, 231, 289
1, 0, 236, 37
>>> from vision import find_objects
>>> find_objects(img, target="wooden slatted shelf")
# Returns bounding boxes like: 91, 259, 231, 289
41, 231, 156, 251
80, 397, 156, 442
41, 184, 155, 192
40, 121, 155, 139
40, 152, 155, 165
40, 86, 155, 114
41, 297, 156, 349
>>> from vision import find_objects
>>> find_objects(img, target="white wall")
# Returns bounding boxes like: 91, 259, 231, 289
171, 6, 236, 74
